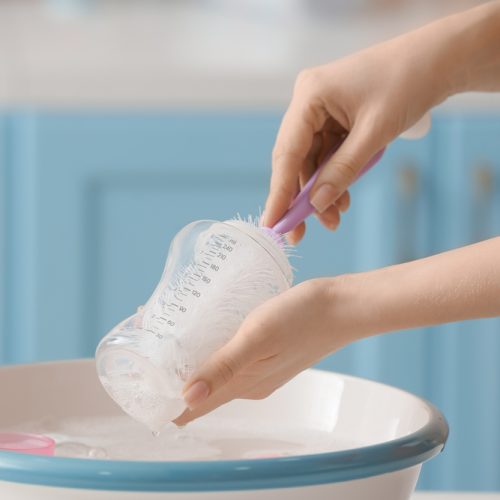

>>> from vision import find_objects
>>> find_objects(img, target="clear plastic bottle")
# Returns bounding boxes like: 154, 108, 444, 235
95, 219, 292, 432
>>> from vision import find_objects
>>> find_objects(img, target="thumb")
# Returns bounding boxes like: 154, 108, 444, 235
309, 123, 382, 214
181, 334, 255, 410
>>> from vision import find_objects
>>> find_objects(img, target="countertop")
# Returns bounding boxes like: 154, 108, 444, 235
0, 0, 499, 109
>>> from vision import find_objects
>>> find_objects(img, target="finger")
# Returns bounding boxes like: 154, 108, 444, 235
323, 115, 347, 137
176, 355, 284, 426
175, 354, 280, 425
175, 377, 245, 426
173, 408, 193, 427
299, 132, 323, 189
301, 130, 345, 189
310, 122, 382, 214
320, 119, 346, 164
335, 190, 350, 213
176, 370, 296, 427
181, 330, 260, 412
286, 221, 306, 245
263, 99, 327, 228
317, 205, 340, 231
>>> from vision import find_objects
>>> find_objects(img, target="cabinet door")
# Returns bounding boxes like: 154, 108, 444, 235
3, 111, 285, 363
425, 115, 500, 491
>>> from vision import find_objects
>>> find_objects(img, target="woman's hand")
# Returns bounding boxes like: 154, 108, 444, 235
176, 237, 500, 425
175, 275, 381, 426
174, 278, 363, 425
262, 1, 500, 244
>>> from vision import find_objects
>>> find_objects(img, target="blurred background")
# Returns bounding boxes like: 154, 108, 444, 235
0, 0, 499, 492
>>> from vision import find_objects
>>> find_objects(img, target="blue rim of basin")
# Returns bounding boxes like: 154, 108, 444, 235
0, 385, 449, 492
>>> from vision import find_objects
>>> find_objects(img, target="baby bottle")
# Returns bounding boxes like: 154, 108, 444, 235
95, 219, 293, 432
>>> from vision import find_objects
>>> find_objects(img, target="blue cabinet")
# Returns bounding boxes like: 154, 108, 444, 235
1, 112, 283, 363
425, 116, 500, 491
0, 110, 498, 491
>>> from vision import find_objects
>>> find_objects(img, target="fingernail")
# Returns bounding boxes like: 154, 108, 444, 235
183, 380, 210, 410
326, 219, 339, 231
310, 184, 337, 213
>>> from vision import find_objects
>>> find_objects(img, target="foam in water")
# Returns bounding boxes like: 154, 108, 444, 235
3, 415, 358, 461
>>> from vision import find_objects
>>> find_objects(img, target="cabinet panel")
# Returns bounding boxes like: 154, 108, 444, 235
3, 112, 282, 362
425, 116, 500, 491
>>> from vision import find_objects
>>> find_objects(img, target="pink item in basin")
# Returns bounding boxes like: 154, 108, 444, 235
0, 432, 55, 456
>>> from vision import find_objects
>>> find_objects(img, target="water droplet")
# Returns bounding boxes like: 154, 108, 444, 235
152, 430, 160, 437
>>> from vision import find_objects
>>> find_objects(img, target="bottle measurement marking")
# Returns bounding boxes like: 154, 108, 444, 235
143, 323, 164, 339
146, 230, 239, 335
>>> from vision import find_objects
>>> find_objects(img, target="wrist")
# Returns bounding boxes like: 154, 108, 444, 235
317, 264, 426, 345
314, 274, 389, 347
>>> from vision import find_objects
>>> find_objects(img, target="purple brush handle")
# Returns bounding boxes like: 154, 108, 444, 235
272, 147, 385, 235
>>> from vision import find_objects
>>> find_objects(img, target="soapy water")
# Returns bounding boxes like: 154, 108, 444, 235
4, 415, 358, 461
56, 442, 108, 459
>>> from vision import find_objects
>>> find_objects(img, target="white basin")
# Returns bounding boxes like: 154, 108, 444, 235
0, 359, 448, 499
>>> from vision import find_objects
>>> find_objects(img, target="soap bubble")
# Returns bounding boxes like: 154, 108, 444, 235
56, 441, 108, 459
88, 447, 108, 459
